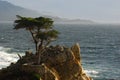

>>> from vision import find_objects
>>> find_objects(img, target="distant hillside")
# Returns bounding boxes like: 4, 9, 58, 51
0, 1, 41, 21
41, 15, 94, 24
0, 1, 94, 24
49, 16, 94, 24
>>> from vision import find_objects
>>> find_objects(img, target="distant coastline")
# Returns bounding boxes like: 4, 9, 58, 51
0, 0, 94, 24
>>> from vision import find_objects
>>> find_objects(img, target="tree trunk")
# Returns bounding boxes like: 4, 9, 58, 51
39, 40, 44, 49
37, 40, 44, 64
29, 29, 38, 54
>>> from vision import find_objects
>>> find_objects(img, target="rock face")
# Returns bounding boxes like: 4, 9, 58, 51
0, 43, 92, 80
39, 43, 92, 80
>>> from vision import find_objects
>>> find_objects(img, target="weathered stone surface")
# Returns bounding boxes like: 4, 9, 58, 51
71, 43, 81, 61
40, 43, 92, 80
0, 43, 92, 80
21, 64, 56, 80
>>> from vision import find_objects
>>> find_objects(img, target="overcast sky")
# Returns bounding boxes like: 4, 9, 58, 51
3, 0, 120, 23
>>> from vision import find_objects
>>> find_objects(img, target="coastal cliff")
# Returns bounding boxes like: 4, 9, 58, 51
0, 43, 92, 80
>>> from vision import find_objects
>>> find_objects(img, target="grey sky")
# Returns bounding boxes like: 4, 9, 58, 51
3, 0, 120, 23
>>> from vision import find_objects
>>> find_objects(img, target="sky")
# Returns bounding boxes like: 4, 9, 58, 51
3, 0, 120, 23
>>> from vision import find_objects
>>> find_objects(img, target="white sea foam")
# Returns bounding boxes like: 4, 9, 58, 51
85, 70, 99, 78
0, 46, 23, 69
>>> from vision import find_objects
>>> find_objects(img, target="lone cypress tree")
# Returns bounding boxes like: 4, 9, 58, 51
14, 15, 59, 64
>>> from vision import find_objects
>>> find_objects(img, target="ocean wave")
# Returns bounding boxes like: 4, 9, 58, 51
0, 46, 23, 69
85, 70, 99, 78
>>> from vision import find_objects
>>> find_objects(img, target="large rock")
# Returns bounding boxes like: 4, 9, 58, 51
71, 43, 81, 61
40, 43, 92, 80
0, 43, 92, 80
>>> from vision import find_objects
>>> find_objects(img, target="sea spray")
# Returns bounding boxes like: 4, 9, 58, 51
0, 46, 24, 69
85, 70, 99, 78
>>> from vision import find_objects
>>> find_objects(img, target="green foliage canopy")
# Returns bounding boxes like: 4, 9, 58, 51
14, 15, 59, 53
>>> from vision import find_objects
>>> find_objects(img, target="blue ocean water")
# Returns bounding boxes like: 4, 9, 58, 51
0, 23, 120, 80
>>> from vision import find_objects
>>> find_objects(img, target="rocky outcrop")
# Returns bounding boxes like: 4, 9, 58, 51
39, 43, 92, 80
0, 43, 92, 80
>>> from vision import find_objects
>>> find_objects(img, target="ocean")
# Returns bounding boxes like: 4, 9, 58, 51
0, 22, 120, 80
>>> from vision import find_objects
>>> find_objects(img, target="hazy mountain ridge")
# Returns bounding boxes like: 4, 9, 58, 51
0, 1, 41, 21
0, 1, 94, 24
43, 16, 94, 24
